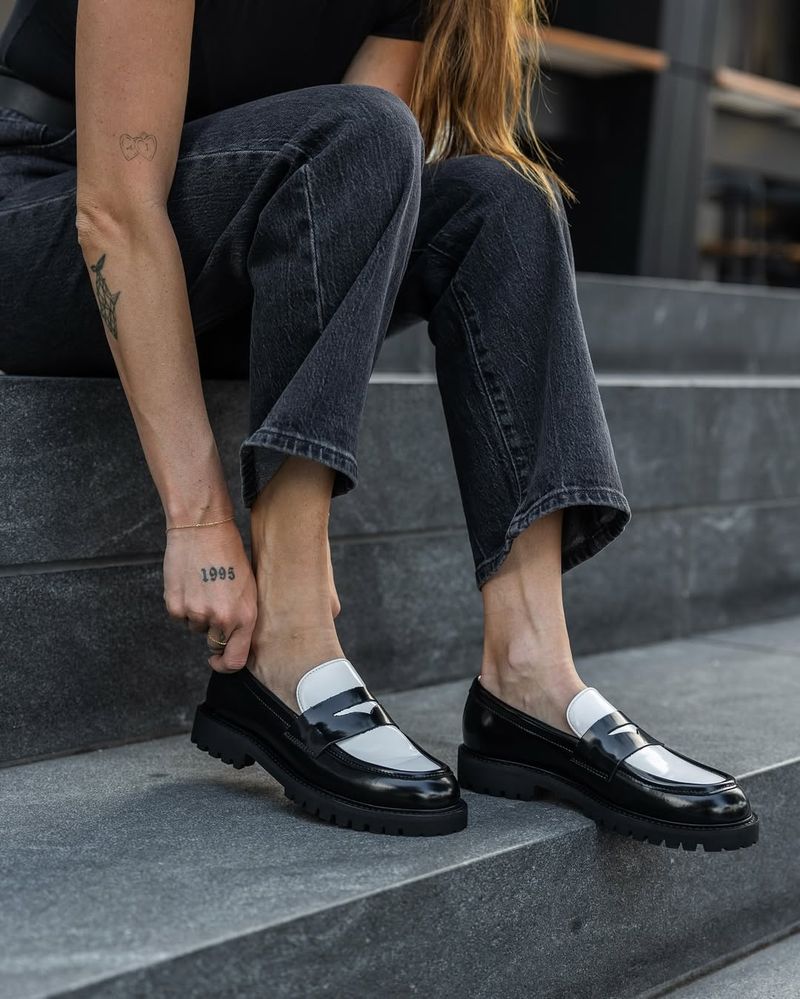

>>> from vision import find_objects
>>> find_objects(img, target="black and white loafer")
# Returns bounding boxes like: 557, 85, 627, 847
458, 678, 758, 851
191, 657, 467, 836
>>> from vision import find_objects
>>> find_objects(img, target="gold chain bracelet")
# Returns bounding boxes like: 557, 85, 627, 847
165, 515, 236, 532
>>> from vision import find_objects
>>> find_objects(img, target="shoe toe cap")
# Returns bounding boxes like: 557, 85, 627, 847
398, 769, 462, 810
702, 781, 752, 824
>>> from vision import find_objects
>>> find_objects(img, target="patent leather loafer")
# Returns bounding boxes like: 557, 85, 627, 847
458, 678, 758, 851
191, 658, 467, 836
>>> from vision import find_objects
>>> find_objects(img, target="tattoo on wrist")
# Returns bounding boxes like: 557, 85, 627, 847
200, 566, 236, 583
119, 132, 157, 161
89, 253, 121, 340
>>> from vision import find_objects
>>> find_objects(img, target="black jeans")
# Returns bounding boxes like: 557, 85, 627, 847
0, 82, 631, 588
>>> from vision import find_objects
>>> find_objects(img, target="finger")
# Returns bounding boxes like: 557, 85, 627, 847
221, 626, 251, 671
207, 652, 228, 672
186, 611, 209, 635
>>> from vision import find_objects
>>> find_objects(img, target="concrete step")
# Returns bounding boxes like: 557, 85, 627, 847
580, 275, 800, 375
376, 275, 800, 375
650, 931, 800, 999
2, 372, 800, 763
2, 618, 799, 999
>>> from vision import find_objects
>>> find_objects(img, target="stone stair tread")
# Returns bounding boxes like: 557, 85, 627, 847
657, 931, 800, 998
3, 617, 800, 999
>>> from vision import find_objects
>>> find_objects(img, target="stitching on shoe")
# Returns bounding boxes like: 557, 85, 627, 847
284, 727, 447, 778
240, 671, 292, 724
328, 743, 447, 777
466, 750, 752, 831
206, 710, 460, 815
474, 684, 575, 753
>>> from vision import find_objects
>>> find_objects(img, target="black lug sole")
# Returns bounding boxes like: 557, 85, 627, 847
191, 705, 468, 836
457, 745, 759, 851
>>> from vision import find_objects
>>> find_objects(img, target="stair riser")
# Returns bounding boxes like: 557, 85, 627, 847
2, 498, 799, 764
2, 377, 799, 565
376, 277, 800, 375
578, 275, 800, 374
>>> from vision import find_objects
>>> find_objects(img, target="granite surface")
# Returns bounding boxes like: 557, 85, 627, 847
2, 375, 800, 565
578, 273, 800, 374
663, 931, 800, 998
2, 619, 799, 998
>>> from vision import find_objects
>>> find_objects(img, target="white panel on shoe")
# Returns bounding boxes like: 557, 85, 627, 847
565, 687, 726, 785
295, 658, 439, 772
566, 687, 616, 736
625, 746, 726, 785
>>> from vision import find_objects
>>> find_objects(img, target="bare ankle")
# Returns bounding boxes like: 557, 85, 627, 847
479, 648, 585, 735
248, 622, 344, 712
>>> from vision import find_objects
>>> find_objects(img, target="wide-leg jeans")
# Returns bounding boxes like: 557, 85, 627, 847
0, 82, 631, 587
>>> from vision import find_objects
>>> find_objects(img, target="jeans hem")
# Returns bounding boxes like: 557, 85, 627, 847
474, 486, 632, 590
240, 427, 358, 508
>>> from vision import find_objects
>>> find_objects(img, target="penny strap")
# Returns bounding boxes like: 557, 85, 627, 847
295, 685, 393, 757
572, 709, 662, 780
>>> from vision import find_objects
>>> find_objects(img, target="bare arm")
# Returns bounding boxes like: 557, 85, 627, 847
341, 35, 422, 106
74, 0, 256, 669
75, 0, 226, 524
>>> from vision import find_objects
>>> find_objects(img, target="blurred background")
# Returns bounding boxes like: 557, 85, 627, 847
536, 0, 800, 288
3, 0, 797, 287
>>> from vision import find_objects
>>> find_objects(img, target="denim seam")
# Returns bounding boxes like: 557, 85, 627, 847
460, 278, 532, 499
299, 161, 325, 333
240, 427, 359, 508
507, 484, 630, 533
0, 190, 76, 218
0, 144, 313, 219
474, 485, 631, 587
448, 271, 525, 525
174, 141, 311, 165
245, 426, 356, 466
424, 240, 460, 265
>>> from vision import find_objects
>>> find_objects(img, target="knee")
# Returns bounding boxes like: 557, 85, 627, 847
334, 83, 424, 177
438, 154, 564, 229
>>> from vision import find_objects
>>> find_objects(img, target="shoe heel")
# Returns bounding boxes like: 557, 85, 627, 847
191, 706, 255, 770
458, 744, 542, 801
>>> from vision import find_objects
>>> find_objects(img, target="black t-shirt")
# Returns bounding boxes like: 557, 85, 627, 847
0, 0, 426, 121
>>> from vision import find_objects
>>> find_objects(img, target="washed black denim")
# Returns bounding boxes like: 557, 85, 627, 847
0, 82, 631, 587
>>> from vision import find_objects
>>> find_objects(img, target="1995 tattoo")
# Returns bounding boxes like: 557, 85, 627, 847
200, 566, 236, 582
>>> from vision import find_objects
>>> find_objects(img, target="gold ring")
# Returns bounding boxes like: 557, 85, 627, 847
207, 633, 228, 648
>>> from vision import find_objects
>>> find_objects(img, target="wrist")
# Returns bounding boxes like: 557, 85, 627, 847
162, 476, 235, 527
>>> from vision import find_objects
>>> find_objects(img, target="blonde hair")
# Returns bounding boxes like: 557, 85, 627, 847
409, 0, 573, 210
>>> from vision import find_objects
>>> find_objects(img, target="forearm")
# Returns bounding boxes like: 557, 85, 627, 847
77, 207, 232, 523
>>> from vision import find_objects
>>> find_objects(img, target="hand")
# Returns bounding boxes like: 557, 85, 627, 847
163, 520, 258, 672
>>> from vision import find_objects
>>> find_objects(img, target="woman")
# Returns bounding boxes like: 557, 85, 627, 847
0, 0, 758, 847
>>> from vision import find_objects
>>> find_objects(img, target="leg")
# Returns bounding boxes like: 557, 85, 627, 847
3, 86, 466, 835
247, 455, 343, 711
392, 154, 631, 587
1, 82, 421, 690
390, 154, 630, 731
391, 155, 756, 848
480, 508, 584, 732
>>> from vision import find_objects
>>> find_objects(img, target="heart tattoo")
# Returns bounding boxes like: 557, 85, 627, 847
119, 132, 158, 161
